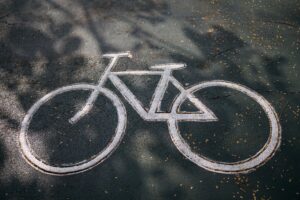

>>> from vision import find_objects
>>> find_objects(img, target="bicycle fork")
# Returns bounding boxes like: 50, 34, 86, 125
69, 52, 132, 124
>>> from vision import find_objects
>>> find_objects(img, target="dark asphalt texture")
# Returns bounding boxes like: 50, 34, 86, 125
0, 0, 299, 199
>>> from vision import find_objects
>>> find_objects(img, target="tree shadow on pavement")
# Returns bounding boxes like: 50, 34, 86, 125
0, 0, 299, 200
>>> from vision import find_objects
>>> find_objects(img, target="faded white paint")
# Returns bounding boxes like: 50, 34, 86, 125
19, 52, 281, 176
169, 81, 281, 174
20, 84, 126, 175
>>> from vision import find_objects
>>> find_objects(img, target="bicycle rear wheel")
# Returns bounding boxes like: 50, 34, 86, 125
168, 80, 281, 174
19, 84, 126, 175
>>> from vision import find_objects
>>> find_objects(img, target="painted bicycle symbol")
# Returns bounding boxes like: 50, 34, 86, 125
20, 52, 281, 175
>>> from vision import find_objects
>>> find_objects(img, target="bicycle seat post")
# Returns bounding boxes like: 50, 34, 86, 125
98, 51, 132, 86
69, 52, 132, 124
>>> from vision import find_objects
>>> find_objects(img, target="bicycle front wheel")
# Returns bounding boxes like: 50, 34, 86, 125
19, 84, 126, 175
168, 80, 281, 174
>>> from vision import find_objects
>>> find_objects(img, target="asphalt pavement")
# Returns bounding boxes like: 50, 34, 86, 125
0, 0, 299, 199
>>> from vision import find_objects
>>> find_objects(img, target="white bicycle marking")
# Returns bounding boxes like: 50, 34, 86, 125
19, 52, 281, 175
20, 84, 126, 175
169, 81, 281, 174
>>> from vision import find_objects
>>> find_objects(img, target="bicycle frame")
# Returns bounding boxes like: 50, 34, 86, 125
69, 52, 217, 124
